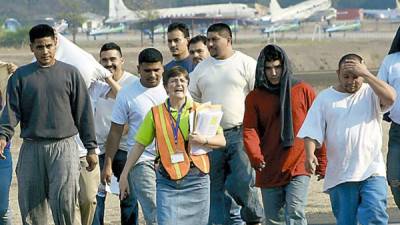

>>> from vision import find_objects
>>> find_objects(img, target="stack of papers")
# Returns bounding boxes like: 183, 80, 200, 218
190, 102, 223, 155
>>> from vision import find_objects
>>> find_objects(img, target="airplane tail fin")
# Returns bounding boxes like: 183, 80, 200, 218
270, 0, 283, 15
109, 0, 131, 19
327, 0, 332, 8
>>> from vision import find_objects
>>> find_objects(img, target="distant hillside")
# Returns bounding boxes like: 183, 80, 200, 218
0, 0, 108, 24
0, 0, 397, 25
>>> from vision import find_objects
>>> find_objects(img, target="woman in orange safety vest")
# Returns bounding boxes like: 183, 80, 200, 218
119, 66, 226, 225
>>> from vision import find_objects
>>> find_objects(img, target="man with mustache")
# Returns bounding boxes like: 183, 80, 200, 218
189, 35, 210, 67
102, 48, 167, 225
165, 22, 194, 73
91, 42, 139, 225
298, 54, 395, 225
189, 23, 264, 225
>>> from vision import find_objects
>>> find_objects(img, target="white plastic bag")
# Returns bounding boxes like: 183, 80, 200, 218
54, 34, 111, 88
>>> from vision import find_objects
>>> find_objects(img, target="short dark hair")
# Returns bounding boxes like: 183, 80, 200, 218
29, 24, 55, 43
338, 53, 363, 69
100, 42, 122, 57
264, 45, 282, 63
163, 66, 189, 86
167, 22, 190, 38
138, 48, 163, 65
207, 23, 232, 39
189, 35, 207, 46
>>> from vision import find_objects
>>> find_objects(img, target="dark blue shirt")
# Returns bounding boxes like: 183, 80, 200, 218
164, 56, 194, 73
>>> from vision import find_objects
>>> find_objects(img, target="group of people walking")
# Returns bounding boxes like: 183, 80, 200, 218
1, 20, 400, 225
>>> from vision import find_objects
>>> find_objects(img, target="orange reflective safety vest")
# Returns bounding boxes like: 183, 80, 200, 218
152, 103, 210, 180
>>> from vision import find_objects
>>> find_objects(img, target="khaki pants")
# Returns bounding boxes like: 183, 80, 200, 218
77, 156, 100, 225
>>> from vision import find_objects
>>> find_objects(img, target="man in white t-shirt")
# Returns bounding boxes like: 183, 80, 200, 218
377, 26, 400, 210
101, 48, 167, 225
298, 53, 396, 225
91, 42, 139, 225
189, 23, 264, 225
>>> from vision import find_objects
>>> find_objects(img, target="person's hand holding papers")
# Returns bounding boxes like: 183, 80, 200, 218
189, 102, 224, 155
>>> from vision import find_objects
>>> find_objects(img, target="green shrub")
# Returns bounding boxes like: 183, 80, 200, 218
0, 27, 29, 48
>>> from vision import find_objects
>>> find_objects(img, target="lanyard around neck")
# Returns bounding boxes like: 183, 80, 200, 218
167, 99, 186, 145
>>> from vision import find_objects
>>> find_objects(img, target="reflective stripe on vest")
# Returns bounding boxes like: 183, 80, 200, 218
188, 102, 210, 174
152, 103, 209, 180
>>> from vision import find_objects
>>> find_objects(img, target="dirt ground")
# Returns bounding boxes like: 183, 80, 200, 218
2, 23, 400, 224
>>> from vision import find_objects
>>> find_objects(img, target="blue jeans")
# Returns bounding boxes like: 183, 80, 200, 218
224, 192, 244, 225
92, 151, 138, 225
156, 166, 210, 225
0, 145, 11, 225
328, 176, 388, 225
387, 122, 400, 208
261, 175, 310, 225
209, 128, 264, 224
130, 160, 157, 225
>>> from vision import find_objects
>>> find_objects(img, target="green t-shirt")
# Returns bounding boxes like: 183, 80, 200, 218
135, 98, 222, 147
135, 98, 192, 147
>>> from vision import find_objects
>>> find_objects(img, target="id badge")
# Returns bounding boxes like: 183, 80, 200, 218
171, 152, 184, 163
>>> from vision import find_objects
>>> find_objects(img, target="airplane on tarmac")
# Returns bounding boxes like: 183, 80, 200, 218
261, 0, 334, 23
261, 21, 300, 35
364, 8, 399, 20
89, 23, 126, 36
307, 8, 337, 21
105, 0, 257, 24
363, 0, 400, 20
325, 20, 361, 34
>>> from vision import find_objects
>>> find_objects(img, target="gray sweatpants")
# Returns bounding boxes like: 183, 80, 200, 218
16, 137, 81, 225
